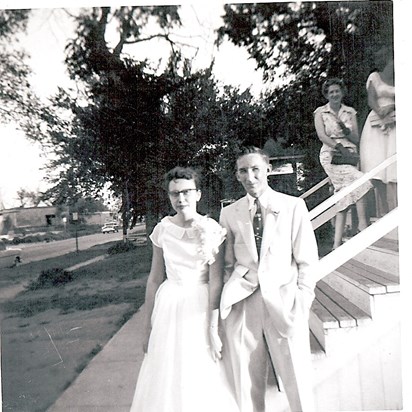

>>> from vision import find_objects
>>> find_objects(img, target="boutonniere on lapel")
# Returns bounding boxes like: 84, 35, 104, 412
268, 205, 280, 216
191, 217, 227, 264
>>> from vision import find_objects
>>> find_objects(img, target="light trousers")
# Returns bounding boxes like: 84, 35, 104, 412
222, 288, 315, 412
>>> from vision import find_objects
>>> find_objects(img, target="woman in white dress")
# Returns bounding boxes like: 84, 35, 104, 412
314, 78, 373, 249
360, 44, 396, 215
130, 166, 238, 412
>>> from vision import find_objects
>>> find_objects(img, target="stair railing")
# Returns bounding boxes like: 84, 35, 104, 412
315, 207, 398, 282
308, 154, 397, 229
300, 177, 330, 200
297, 153, 398, 283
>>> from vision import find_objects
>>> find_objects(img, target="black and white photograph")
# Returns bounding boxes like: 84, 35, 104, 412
0, 1, 408, 411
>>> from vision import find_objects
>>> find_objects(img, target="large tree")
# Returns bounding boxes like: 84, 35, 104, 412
37, 6, 272, 233
38, 6, 192, 232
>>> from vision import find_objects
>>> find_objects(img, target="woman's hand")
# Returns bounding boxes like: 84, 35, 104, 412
337, 120, 351, 136
378, 104, 396, 117
335, 143, 353, 156
208, 308, 222, 361
208, 326, 223, 361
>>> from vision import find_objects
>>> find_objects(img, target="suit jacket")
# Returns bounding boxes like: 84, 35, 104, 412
219, 188, 319, 337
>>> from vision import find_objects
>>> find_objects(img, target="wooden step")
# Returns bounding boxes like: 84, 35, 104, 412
321, 258, 400, 317
309, 329, 325, 360
351, 247, 399, 280
344, 260, 399, 292
372, 237, 399, 252
309, 280, 372, 353
348, 228, 399, 277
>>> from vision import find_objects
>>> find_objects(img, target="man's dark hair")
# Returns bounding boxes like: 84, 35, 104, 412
236, 146, 270, 165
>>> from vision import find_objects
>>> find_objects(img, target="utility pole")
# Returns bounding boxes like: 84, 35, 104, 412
72, 212, 79, 252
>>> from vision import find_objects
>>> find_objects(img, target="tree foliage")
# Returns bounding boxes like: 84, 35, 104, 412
36, 6, 271, 232
216, 1, 394, 210
218, 1, 394, 145
16, 188, 43, 208
39, 7, 185, 226
0, 9, 44, 136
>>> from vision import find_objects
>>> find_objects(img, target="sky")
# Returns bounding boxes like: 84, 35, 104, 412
0, 1, 267, 209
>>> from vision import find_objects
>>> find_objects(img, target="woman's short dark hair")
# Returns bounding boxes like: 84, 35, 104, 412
322, 78, 347, 99
163, 166, 201, 191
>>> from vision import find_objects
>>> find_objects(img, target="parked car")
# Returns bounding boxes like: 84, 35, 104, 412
101, 223, 119, 234
0, 247, 22, 268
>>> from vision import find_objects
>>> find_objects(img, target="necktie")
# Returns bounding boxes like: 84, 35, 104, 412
253, 198, 263, 257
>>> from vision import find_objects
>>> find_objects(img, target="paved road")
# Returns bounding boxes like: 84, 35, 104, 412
17, 224, 146, 264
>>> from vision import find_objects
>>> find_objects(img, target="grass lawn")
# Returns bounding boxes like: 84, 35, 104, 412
1, 241, 151, 412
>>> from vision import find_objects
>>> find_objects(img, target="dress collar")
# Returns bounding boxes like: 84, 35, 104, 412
324, 102, 351, 115
161, 216, 196, 239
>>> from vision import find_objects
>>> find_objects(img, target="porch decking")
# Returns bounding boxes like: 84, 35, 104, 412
307, 230, 402, 411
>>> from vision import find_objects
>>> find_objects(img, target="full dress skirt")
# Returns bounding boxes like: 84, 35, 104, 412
130, 217, 238, 412
360, 114, 396, 183
319, 144, 373, 212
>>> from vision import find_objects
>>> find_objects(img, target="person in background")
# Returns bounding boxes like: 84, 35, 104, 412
219, 146, 318, 412
360, 44, 396, 215
314, 78, 373, 249
130, 166, 238, 412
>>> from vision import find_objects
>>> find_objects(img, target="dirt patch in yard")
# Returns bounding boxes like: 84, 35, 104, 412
1, 242, 150, 412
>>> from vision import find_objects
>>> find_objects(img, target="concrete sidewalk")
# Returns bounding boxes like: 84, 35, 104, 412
47, 308, 145, 411
44, 254, 289, 411
46, 305, 290, 412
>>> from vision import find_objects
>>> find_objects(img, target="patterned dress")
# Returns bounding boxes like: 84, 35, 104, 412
314, 103, 373, 212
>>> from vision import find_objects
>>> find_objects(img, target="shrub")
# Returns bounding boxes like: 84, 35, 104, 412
107, 241, 137, 255
28, 268, 74, 290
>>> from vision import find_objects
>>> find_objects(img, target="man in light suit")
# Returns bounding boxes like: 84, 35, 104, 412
219, 146, 318, 412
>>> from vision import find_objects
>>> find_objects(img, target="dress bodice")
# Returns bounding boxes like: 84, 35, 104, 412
150, 216, 223, 284
314, 103, 357, 152
367, 71, 395, 107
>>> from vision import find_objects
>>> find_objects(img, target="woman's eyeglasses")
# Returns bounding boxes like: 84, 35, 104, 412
168, 189, 198, 199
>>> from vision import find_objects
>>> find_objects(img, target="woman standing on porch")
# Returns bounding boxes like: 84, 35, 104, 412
314, 78, 373, 250
360, 44, 396, 215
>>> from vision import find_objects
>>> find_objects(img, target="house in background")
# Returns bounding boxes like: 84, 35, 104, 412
0, 206, 61, 237
0, 206, 118, 238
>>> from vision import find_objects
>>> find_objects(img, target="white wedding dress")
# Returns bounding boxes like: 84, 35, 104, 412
130, 216, 238, 412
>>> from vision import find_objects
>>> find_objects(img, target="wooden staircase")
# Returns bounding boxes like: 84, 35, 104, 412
266, 229, 402, 411
310, 228, 401, 411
